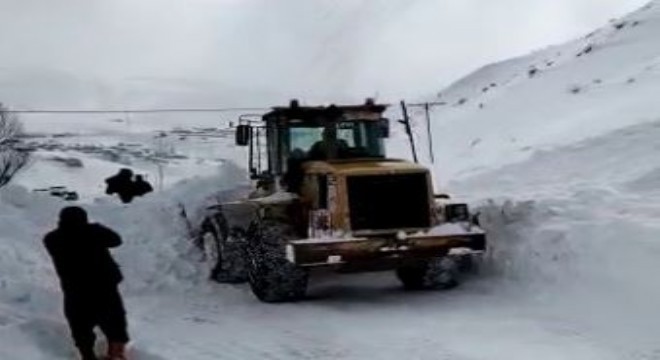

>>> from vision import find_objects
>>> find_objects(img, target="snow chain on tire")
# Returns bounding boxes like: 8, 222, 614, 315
396, 256, 460, 290
245, 220, 309, 303
199, 211, 248, 283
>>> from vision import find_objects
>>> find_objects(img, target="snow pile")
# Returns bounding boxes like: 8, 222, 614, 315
0, 187, 61, 314
472, 191, 660, 356
0, 160, 248, 312
0, 161, 249, 359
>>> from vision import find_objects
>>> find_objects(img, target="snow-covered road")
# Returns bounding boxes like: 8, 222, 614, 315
121, 189, 660, 360
126, 277, 617, 360
5, 184, 659, 360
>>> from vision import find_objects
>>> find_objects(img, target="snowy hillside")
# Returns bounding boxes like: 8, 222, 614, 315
423, 1, 660, 186
430, 1, 660, 358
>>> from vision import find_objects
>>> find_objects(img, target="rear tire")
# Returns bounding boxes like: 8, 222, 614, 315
199, 227, 221, 279
396, 256, 459, 290
246, 221, 308, 303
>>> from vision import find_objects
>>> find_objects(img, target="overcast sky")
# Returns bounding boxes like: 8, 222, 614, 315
0, 0, 650, 105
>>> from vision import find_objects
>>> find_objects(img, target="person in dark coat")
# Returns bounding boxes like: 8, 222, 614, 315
132, 175, 153, 197
105, 169, 135, 204
43, 207, 130, 360
307, 127, 349, 161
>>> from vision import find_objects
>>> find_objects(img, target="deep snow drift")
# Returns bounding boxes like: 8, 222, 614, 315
0, 161, 249, 359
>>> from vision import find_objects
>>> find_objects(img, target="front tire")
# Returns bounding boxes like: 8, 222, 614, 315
396, 256, 459, 290
246, 221, 308, 303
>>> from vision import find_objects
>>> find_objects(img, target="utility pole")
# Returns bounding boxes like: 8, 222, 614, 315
423, 103, 434, 164
399, 100, 418, 163
407, 101, 446, 165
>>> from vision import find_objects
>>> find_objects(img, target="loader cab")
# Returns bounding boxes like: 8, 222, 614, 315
235, 99, 391, 192
285, 118, 387, 162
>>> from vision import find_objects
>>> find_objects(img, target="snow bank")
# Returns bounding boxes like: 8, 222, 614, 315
472, 191, 660, 355
439, 92, 660, 357
0, 159, 250, 359
0, 160, 249, 312
449, 119, 660, 200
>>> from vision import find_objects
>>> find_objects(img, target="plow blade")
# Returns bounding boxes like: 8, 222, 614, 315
286, 230, 486, 268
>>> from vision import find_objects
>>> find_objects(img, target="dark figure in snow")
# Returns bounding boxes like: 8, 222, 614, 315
105, 169, 135, 204
132, 175, 153, 197
43, 207, 130, 360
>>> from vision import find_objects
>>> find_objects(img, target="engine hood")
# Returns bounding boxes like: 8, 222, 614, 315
302, 159, 428, 176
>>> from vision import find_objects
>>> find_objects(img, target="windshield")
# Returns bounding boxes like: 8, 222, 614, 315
288, 121, 384, 160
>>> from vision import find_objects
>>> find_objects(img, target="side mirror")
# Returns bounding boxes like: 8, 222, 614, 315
235, 125, 251, 146
378, 118, 390, 138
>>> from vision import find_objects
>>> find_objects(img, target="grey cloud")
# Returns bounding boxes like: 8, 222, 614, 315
0, 0, 649, 107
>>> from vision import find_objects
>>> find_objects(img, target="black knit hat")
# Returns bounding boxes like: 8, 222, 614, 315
58, 206, 88, 227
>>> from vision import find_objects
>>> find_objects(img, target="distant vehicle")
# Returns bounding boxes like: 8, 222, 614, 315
34, 186, 80, 202
197, 99, 487, 302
